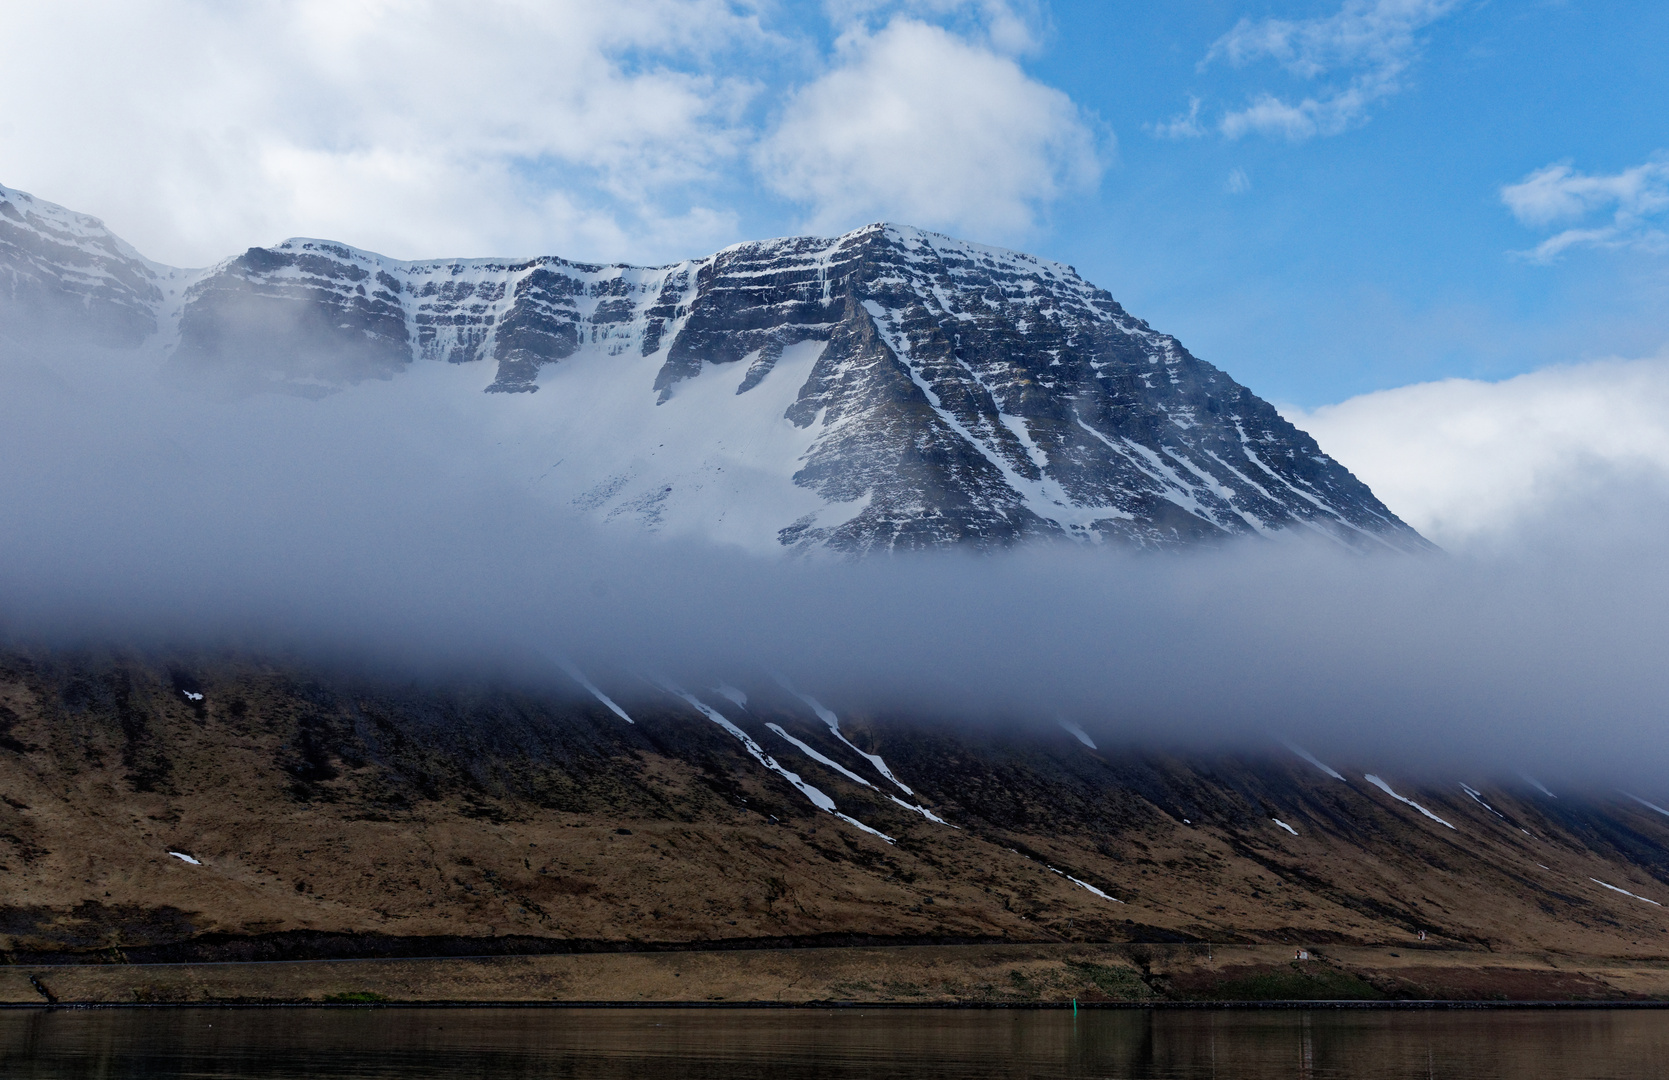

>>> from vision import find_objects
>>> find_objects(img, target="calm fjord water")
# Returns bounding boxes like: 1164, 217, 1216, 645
4, 1008, 1667, 1079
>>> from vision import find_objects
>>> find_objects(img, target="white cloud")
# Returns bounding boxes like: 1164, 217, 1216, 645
1286, 353, 1669, 546
1225, 168, 1251, 194
0, 0, 768, 266
1500, 157, 1669, 263
0, 0, 1100, 265
825, 0, 1045, 55
1202, 0, 1460, 141
756, 16, 1101, 238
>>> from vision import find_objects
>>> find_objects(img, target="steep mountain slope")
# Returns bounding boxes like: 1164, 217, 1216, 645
2, 652, 1666, 969
0, 185, 184, 349
0, 182, 1428, 554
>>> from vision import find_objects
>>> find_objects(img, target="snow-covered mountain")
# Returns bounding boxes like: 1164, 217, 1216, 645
1, 182, 1429, 554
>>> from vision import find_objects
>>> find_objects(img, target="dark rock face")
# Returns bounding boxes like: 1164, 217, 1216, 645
0, 185, 164, 349
172, 244, 412, 388
0, 183, 1429, 553
170, 241, 653, 393
487, 268, 583, 392
648, 226, 1426, 553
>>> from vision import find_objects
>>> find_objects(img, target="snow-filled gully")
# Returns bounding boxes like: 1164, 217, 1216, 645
1365, 775, 1456, 830
661, 684, 894, 844
1591, 879, 1662, 906
558, 659, 634, 724
773, 675, 914, 796
764, 706, 955, 827
1460, 783, 1506, 819
1281, 740, 1345, 781
1045, 864, 1123, 903
765, 722, 875, 789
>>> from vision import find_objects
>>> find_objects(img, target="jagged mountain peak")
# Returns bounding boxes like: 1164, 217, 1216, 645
1, 183, 1429, 555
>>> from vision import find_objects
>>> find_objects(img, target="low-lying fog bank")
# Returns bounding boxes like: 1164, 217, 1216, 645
4, 341, 1667, 792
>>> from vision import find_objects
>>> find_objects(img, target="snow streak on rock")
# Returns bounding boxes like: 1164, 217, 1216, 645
887, 795, 956, 827
1059, 719, 1097, 749
665, 685, 893, 844
558, 660, 633, 724
765, 721, 954, 828
1046, 865, 1123, 903
773, 675, 916, 795
1365, 774, 1456, 830
1591, 879, 1662, 906
766, 722, 875, 789
1460, 783, 1505, 819
1622, 792, 1669, 819
1282, 740, 1345, 781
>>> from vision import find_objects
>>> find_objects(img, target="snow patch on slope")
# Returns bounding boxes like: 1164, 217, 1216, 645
766, 722, 875, 788
1365, 774, 1456, 830
1282, 740, 1346, 781
1622, 792, 1669, 818
1045, 864, 1123, 903
558, 660, 633, 723
666, 685, 893, 843
1460, 783, 1505, 819
506, 337, 837, 552
774, 675, 914, 795
1591, 878, 1662, 906
1058, 719, 1096, 749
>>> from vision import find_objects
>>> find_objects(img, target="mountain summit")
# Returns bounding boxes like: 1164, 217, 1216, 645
1, 183, 1426, 554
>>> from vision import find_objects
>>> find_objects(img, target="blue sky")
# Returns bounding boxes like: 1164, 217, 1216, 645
2, 1, 1666, 410
1026, 1, 1669, 405
743, 1, 1669, 406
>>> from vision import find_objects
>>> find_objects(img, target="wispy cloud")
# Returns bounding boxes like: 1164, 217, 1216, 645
1180, 0, 1461, 142
1149, 96, 1204, 140
1501, 156, 1669, 263
825, 0, 1047, 55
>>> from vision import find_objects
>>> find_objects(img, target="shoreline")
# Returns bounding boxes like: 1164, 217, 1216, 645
5, 1000, 1669, 1010
7, 943, 1668, 1007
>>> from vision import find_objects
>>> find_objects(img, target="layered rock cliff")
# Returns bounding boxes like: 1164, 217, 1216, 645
1, 182, 1428, 554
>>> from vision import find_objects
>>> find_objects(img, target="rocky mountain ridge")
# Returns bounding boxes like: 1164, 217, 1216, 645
1, 182, 1429, 554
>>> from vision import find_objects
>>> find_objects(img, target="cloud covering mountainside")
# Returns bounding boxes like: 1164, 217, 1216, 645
4, 178, 1669, 787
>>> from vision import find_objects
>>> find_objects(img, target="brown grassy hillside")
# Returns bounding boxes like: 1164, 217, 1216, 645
3, 649, 1667, 978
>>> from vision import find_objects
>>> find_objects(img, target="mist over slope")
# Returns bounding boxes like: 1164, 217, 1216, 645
3, 182, 1666, 788
1, 330, 1667, 789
